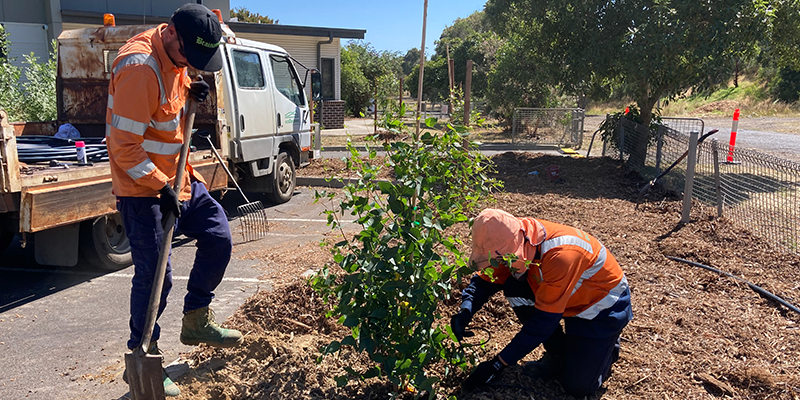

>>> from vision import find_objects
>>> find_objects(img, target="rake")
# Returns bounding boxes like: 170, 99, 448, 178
199, 131, 269, 242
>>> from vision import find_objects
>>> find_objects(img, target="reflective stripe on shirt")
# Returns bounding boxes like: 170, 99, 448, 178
570, 245, 607, 297
113, 53, 167, 105
574, 276, 629, 320
111, 114, 148, 136
141, 140, 182, 155
126, 158, 157, 180
507, 297, 536, 308
107, 94, 114, 109
541, 235, 594, 255
149, 114, 181, 131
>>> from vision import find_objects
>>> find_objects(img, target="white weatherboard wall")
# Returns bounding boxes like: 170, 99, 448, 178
233, 33, 341, 100
2, 22, 50, 68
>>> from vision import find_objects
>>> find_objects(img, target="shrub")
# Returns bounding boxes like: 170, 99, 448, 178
311, 115, 501, 397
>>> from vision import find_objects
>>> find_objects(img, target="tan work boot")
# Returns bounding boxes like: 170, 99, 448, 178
122, 341, 180, 397
180, 306, 243, 348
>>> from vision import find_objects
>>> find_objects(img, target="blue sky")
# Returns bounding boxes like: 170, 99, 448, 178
229, 0, 488, 54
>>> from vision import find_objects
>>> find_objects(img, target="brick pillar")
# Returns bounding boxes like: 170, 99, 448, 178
321, 100, 345, 129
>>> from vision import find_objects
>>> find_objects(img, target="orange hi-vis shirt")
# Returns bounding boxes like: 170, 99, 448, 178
479, 219, 628, 320
106, 24, 204, 201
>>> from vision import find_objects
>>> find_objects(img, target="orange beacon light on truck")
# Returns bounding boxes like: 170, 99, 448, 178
103, 14, 116, 27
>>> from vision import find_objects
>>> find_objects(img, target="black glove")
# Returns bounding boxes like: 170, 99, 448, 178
462, 356, 506, 391
188, 79, 210, 103
158, 183, 181, 228
450, 308, 472, 341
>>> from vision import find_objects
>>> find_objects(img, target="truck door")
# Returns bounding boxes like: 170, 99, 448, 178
267, 53, 309, 136
226, 46, 276, 143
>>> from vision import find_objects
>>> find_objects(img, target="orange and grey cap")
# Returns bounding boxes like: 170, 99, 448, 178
469, 209, 546, 272
171, 4, 223, 72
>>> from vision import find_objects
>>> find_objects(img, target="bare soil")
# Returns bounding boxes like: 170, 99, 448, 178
172, 153, 800, 400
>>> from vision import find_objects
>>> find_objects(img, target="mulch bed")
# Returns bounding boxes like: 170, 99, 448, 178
173, 153, 800, 400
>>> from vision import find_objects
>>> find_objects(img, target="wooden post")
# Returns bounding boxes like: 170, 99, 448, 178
399, 76, 403, 110
446, 44, 454, 115
681, 131, 700, 223
415, 0, 429, 138
712, 139, 723, 217
373, 78, 378, 135
464, 59, 473, 127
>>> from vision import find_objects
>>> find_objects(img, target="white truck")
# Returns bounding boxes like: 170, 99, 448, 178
0, 17, 320, 269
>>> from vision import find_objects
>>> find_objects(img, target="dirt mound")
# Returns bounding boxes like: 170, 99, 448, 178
690, 100, 744, 115
174, 153, 800, 399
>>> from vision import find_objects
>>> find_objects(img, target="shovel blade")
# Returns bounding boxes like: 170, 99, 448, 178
124, 350, 165, 400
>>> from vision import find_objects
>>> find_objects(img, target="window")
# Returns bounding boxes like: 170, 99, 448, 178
321, 58, 334, 100
232, 50, 265, 89
269, 55, 305, 106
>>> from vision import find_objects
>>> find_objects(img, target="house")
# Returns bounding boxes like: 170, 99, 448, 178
0, 0, 364, 128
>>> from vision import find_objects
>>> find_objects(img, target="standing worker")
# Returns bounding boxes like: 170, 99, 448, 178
106, 4, 242, 396
452, 209, 632, 397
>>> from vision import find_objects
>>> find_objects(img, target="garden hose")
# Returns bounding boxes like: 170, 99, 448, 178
666, 256, 800, 315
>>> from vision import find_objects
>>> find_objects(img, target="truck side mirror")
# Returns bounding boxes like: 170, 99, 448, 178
310, 70, 321, 101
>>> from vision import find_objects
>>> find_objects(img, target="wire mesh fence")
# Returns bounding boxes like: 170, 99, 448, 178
610, 117, 800, 254
512, 108, 585, 148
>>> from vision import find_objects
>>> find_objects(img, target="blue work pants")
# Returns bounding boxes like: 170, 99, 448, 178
117, 182, 232, 350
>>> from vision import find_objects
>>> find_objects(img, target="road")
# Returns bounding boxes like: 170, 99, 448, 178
0, 187, 347, 400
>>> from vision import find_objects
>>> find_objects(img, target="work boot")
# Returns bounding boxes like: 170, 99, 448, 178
122, 342, 180, 397
180, 306, 243, 348
522, 352, 564, 381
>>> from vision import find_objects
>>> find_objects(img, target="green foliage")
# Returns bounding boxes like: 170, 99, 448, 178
485, 0, 772, 126
401, 48, 420, 77
598, 105, 662, 154
311, 114, 501, 396
341, 41, 402, 116
448, 87, 484, 127
0, 31, 57, 122
0, 26, 22, 121
770, 66, 800, 102
20, 40, 57, 122
230, 6, 277, 24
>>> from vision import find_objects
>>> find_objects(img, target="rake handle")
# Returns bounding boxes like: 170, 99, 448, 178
202, 134, 251, 204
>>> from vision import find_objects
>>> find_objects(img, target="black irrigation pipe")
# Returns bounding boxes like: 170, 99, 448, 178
485, 384, 563, 400
667, 256, 800, 315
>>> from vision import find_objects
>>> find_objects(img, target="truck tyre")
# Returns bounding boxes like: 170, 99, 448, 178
79, 214, 132, 271
267, 151, 295, 204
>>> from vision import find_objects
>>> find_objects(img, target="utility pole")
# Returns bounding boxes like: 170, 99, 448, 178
414, 0, 428, 139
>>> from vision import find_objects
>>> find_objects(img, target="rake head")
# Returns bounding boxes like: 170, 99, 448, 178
237, 201, 269, 242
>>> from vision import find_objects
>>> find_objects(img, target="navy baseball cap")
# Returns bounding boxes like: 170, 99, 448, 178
171, 4, 222, 72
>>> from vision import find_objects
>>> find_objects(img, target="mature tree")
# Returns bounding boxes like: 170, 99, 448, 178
230, 6, 277, 24
401, 48, 420, 76
486, 0, 769, 126
340, 41, 402, 116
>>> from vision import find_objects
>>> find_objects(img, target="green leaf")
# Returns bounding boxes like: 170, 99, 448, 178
343, 315, 360, 327
335, 375, 349, 387
424, 117, 437, 128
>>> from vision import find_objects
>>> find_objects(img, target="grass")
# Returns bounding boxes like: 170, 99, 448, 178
586, 77, 800, 118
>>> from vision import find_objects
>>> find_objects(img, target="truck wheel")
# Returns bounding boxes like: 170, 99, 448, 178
267, 151, 296, 204
79, 214, 132, 271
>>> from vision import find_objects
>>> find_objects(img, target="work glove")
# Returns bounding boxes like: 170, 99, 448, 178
189, 79, 210, 103
462, 355, 506, 391
159, 183, 181, 229
450, 308, 472, 341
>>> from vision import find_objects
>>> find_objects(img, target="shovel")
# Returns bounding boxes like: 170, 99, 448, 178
198, 130, 269, 242
635, 129, 718, 206
124, 93, 199, 400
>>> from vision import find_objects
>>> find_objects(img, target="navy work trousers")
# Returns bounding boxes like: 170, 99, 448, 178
117, 182, 232, 350
503, 274, 627, 397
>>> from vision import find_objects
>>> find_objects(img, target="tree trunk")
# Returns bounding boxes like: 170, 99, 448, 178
630, 97, 658, 168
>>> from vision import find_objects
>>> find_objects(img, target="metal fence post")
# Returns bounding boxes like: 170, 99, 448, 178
511, 109, 517, 144
655, 125, 664, 177
313, 123, 321, 159
711, 139, 723, 217
681, 131, 700, 223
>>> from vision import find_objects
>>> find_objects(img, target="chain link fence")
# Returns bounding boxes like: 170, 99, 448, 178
611, 117, 800, 253
512, 108, 585, 148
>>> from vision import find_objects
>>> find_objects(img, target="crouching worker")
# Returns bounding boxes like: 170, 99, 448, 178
452, 209, 632, 397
